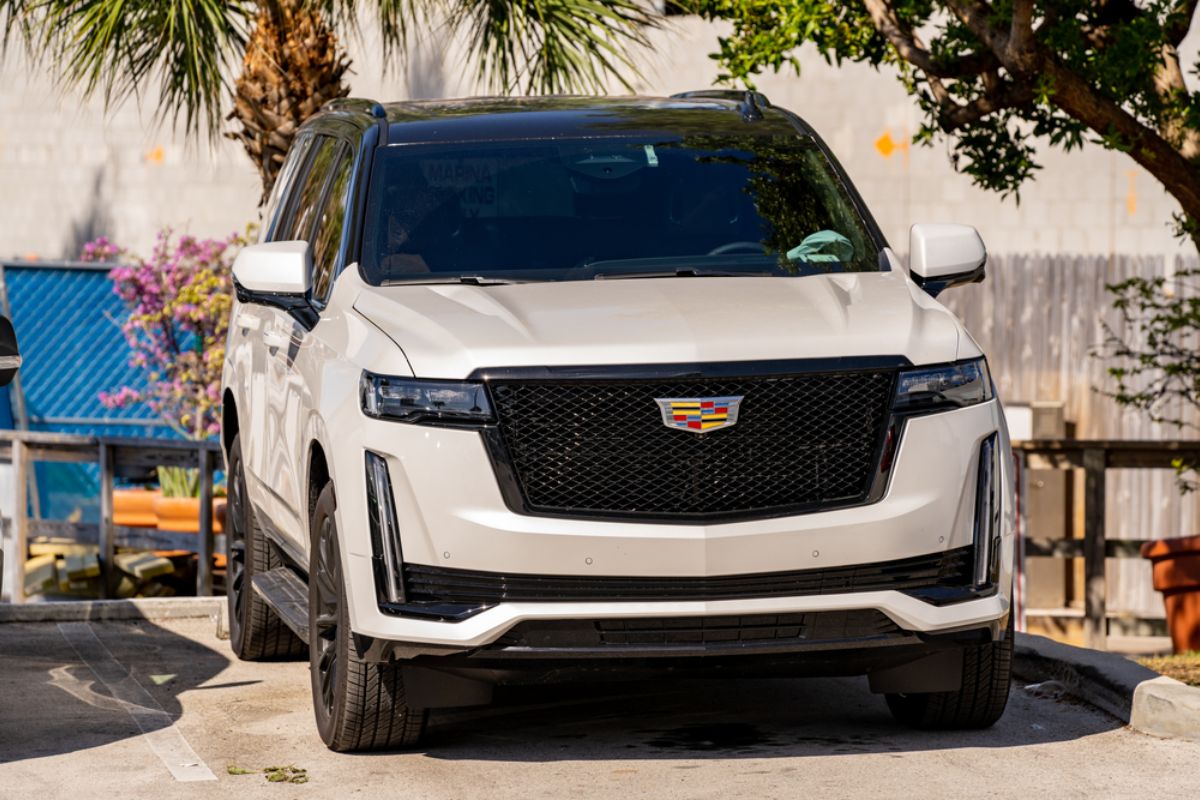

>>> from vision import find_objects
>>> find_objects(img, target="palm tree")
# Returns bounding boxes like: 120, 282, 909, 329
1, 0, 658, 197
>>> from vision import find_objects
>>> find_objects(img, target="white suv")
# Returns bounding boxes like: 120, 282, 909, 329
222, 92, 1015, 752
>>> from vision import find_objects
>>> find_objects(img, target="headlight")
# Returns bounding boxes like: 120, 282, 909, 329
360, 372, 494, 425
892, 358, 994, 413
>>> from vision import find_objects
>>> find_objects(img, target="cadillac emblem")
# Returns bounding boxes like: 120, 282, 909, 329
655, 396, 744, 433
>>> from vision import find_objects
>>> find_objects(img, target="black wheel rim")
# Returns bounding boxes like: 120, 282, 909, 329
227, 456, 248, 645
313, 515, 340, 717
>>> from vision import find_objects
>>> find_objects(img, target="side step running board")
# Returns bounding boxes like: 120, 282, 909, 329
251, 568, 310, 644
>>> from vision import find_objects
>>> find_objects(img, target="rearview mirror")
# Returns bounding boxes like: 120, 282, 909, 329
908, 224, 986, 297
232, 241, 311, 296
0, 315, 20, 388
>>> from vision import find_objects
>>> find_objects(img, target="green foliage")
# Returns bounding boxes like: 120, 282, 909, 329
157, 466, 200, 499
1, 1, 251, 141
226, 763, 310, 783
0, 0, 658, 139
692, 1, 1200, 224
1101, 268, 1200, 488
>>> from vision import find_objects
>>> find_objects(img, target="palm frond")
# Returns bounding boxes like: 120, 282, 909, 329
313, 0, 427, 63
328, 0, 657, 94
447, 0, 659, 94
2, 0, 251, 140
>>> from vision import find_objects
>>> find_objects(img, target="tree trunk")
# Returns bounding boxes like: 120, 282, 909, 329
226, 1, 350, 202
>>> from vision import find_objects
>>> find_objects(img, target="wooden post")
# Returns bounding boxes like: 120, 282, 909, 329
1082, 448, 1107, 650
98, 442, 115, 598
1014, 450, 1027, 633
197, 445, 213, 597
11, 439, 27, 603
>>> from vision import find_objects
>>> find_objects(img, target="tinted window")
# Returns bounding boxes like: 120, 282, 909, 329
283, 136, 339, 243
263, 134, 312, 242
361, 136, 881, 284
309, 144, 354, 304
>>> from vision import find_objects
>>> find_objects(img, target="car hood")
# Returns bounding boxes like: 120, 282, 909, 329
351, 270, 966, 379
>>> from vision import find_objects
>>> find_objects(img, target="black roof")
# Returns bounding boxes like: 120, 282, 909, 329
314, 94, 814, 145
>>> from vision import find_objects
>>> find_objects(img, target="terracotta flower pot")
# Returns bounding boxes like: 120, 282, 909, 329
1141, 534, 1200, 654
152, 496, 226, 534
113, 488, 160, 528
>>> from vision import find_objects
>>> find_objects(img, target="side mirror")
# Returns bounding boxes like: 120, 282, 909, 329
232, 241, 311, 296
909, 224, 986, 297
0, 316, 20, 388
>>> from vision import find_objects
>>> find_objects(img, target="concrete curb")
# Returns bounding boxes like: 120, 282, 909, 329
1014, 632, 1200, 742
0, 597, 223, 623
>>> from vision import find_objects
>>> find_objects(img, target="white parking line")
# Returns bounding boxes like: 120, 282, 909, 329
56, 622, 217, 782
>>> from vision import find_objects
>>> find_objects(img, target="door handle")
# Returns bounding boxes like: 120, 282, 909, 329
235, 312, 261, 332
262, 327, 290, 350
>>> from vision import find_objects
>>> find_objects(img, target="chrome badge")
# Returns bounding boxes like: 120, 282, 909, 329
655, 396, 743, 433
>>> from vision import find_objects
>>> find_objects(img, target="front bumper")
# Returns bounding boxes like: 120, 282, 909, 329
326, 399, 1015, 650
349, 589, 1009, 652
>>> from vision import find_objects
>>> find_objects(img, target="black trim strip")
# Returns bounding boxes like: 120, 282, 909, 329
911, 262, 987, 298
469, 355, 911, 382
399, 546, 974, 606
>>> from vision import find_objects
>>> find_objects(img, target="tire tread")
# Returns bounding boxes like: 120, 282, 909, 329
310, 483, 427, 752
228, 436, 305, 662
236, 520, 306, 660
886, 621, 1013, 730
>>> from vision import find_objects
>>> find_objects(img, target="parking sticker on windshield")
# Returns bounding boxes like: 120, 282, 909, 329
644, 145, 659, 167
422, 158, 498, 217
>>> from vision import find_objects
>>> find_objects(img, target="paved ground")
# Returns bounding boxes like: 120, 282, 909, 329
1, 617, 1197, 799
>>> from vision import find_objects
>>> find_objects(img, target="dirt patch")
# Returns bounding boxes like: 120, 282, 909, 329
1137, 653, 1200, 686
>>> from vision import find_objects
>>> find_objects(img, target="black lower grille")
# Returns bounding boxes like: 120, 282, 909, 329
491, 610, 902, 650
403, 546, 973, 605
487, 367, 895, 520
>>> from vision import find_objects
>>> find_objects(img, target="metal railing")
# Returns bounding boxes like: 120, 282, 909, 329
0, 430, 223, 601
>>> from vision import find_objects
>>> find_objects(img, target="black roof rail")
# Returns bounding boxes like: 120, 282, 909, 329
321, 98, 387, 118
322, 97, 389, 145
670, 89, 771, 121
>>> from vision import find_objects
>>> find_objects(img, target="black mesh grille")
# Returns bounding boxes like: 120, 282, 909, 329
491, 610, 903, 651
403, 546, 974, 605
487, 369, 895, 519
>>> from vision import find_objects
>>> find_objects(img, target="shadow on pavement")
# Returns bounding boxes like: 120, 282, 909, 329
414, 674, 1123, 761
0, 616, 237, 765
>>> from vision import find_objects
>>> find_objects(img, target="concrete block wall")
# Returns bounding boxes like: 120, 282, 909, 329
0, 17, 1195, 260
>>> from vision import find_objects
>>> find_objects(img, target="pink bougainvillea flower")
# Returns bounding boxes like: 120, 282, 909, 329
89, 227, 248, 441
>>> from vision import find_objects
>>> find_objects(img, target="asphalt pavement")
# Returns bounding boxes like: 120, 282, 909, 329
1, 616, 1197, 799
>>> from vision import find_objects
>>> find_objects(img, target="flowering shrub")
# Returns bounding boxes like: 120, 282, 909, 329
88, 229, 246, 442
80, 236, 121, 264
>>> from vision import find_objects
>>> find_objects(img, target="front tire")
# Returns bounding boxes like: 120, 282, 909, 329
885, 615, 1014, 730
226, 435, 305, 661
308, 481, 427, 752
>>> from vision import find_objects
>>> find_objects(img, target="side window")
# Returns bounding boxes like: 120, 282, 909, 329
282, 136, 339, 243
309, 144, 354, 306
263, 135, 312, 243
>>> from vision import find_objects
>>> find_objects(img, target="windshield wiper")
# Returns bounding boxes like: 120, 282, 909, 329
593, 268, 776, 280
382, 275, 533, 286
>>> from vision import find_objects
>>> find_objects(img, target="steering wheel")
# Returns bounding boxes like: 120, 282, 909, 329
707, 241, 764, 256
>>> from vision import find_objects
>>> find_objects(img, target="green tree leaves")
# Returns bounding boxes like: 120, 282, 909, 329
693, 1, 1200, 244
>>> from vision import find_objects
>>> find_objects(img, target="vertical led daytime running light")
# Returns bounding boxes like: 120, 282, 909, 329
973, 433, 1001, 588
365, 452, 405, 604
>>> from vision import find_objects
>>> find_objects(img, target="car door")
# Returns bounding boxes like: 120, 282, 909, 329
281, 138, 356, 556
255, 135, 343, 547
236, 133, 312, 509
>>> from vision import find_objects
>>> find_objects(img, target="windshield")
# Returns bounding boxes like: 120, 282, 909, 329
360, 135, 882, 284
